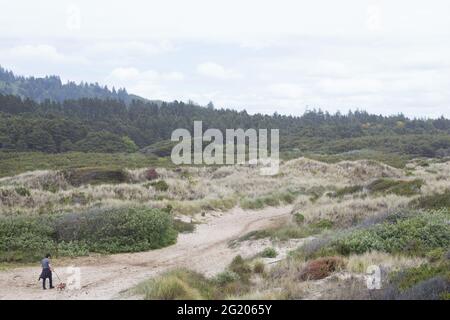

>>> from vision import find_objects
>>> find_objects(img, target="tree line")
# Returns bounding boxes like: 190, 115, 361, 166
1, 93, 450, 157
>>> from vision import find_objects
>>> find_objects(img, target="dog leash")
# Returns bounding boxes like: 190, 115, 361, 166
53, 269, 62, 281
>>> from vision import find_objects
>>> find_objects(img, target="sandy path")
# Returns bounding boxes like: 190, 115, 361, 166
0, 205, 292, 300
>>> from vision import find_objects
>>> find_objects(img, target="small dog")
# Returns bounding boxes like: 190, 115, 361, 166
56, 283, 66, 291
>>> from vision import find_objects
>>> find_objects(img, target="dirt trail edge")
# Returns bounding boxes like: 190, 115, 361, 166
0, 205, 293, 300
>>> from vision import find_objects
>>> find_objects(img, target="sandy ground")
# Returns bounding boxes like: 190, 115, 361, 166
0, 205, 294, 300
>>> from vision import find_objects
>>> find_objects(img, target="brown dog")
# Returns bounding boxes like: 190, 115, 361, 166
56, 283, 66, 291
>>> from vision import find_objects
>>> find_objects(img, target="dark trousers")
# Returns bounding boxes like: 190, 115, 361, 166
40, 268, 53, 289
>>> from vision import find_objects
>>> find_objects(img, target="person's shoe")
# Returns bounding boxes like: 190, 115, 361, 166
43, 288, 47, 290
49, 286, 55, 289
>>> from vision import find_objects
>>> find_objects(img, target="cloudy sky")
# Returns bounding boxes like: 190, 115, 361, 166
1, 0, 450, 117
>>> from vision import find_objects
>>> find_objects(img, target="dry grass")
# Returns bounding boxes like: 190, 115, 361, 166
345, 251, 426, 274
0, 158, 447, 221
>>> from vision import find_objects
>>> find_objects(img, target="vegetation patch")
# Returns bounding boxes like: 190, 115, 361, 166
333, 210, 450, 256
134, 269, 206, 300
298, 256, 344, 281
234, 218, 333, 244
0, 207, 177, 262
240, 190, 297, 210
63, 167, 128, 186
293, 212, 305, 225
328, 185, 363, 198
135, 256, 258, 300
393, 261, 450, 291
260, 247, 278, 258
146, 180, 169, 192
367, 178, 424, 196
172, 219, 196, 233
411, 190, 450, 210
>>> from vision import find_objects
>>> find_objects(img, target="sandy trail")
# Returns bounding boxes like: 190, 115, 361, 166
0, 205, 292, 300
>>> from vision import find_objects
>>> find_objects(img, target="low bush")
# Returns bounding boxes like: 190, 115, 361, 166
367, 178, 424, 196
310, 219, 334, 230
235, 218, 332, 243
411, 190, 450, 210
215, 270, 240, 286
399, 276, 450, 300
253, 260, 265, 274
136, 269, 205, 300
240, 190, 297, 210
329, 185, 363, 198
14, 187, 31, 197
172, 219, 196, 233
63, 167, 128, 186
229, 255, 252, 282
0, 207, 178, 262
393, 262, 450, 291
333, 210, 450, 256
298, 256, 344, 281
148, 180, 169, 192
261, 247, 278, 258
293, 212, 305, 225
145, 168, 159, 181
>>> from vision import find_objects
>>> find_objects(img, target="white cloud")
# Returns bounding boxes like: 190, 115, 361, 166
162, 71, 185, 81
1, 1, 450, 117
197, 62, 242, 80
0, 44, 87, 65
317, 78, 383, 95
109, 67, 141, 81
106, 67, 185, 100
268, 83, 305, 99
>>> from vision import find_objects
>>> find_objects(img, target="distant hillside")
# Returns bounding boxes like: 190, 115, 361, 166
1, 92, 450, 161
0, 66, 143, 104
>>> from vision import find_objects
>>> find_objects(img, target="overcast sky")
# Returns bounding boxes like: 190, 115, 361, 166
1, 0, 449, 117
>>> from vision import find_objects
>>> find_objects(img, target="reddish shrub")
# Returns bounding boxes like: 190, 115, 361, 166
145, 168, 159, 181
299, 256, 344, 281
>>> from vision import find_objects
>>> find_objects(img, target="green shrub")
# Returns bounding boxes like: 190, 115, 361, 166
136, 269, 203, 300
367, 178, 424, 196
311, 219, 334, 230
63, 167, 128, 186
426, 248, 446, 263
149, 180, 169, 192
333, 210, 450, 256
329, 185, 363, 198
240, 190, 298, 210
0, 207, 178, 262
0, 216, 56, 262
412, 190, 450, 210
172, 219, 196, 233
261, 247, 278, 258
53, 207, 177, 253
14, 187, 31, 197
253, 260, 265, 274
393, 261, 450, 291
293, 213, 305, 225
215, 270, 240, 286
229, 255, 252, 281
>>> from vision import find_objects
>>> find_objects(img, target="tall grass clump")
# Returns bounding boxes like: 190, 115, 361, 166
135, 269, 207, 300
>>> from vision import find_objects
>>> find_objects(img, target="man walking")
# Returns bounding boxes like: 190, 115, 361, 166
39, 254, 54, 290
